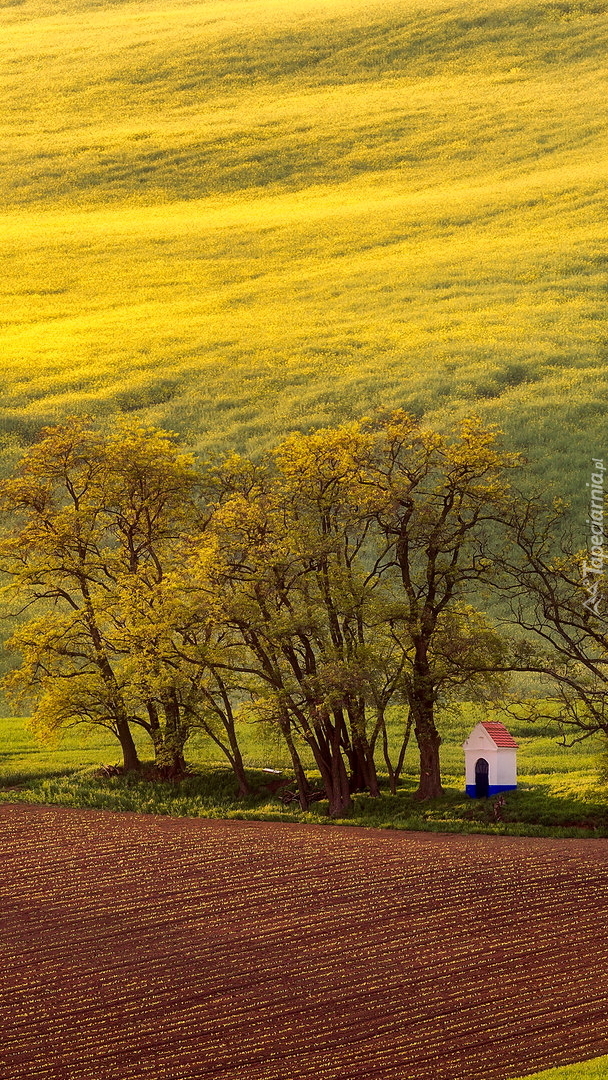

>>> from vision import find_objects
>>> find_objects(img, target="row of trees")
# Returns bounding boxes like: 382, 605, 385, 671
0, 415, 605, 816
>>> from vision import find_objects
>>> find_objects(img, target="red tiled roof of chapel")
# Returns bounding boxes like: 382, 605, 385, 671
481, 722, 518, 748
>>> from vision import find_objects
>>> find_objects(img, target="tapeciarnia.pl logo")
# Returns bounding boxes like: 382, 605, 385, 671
581, 457, 606, 617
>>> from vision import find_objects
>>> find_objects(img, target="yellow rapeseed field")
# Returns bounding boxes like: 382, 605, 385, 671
0, 0, 606, 491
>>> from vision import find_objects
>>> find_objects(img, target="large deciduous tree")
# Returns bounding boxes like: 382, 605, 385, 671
0, 417, 199, 772
357, 412, 518, 798
199, 416, 513, 809
0, 411, 521, 807
199, 436, 399, 817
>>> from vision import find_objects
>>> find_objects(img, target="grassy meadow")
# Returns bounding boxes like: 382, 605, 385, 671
0, 0, 606, 504
515, 1059, 608, 1080
2, 706, 606, 836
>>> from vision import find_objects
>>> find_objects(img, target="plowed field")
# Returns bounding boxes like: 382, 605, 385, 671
2, 805, 608, 1080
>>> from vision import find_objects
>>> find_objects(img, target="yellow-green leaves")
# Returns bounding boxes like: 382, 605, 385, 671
0, 411, 527, 801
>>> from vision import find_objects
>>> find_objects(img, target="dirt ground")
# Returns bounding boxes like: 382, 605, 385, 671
2, 804, 608, 1080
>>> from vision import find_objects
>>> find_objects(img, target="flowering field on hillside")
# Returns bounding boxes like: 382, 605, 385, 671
0, 0, 606, 501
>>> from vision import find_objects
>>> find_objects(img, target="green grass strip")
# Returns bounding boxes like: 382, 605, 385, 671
513, 1055, 608, 1079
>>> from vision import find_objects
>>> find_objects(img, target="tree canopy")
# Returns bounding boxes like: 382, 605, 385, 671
0, 414, 604, 814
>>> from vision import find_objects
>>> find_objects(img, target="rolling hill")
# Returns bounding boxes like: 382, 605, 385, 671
0, 0, 606, 504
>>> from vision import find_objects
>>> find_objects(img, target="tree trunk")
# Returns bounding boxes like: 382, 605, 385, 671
347, 746, 366, 793
279, 717, 310, 810
350, 737, 380, 796
359, 734, 380, 797
81, 595, 140, 771
339, 705, 380, 798
195, 678, 251, 796
306, 726, 352, 819
223, 718, 250, 796
411, 648, 443, 800
230, 756, 250, 798
116, 717, 140, 772
231, 755, 249, 797
195, 718, 250, 797
343, 711, 364, 793
209, 679, 250, 796
328, 760, 352, 817
413, 706, 443, 799
328, 717, 352, 817
146, 699, 162, 759
390, 709, 414, 792
381, 714, 397, 795
158, 690, 188, 776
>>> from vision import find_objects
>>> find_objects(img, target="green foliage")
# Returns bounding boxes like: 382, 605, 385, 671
2, 413, 526, 810
0, 416, 203, 772
0, 0, 606, 511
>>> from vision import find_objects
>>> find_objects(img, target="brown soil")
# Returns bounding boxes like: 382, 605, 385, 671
1, 804, 608, 1080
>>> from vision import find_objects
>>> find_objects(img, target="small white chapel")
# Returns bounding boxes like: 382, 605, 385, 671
463, 720, 518, 798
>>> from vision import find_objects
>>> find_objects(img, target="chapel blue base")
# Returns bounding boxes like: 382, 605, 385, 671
466, 784, 517, 799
